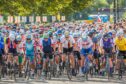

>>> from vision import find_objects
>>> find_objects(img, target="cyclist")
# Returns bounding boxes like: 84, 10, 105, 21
42, 33, 53, 76
100, 33, 115, 76
23, 34, 35, 79
60, 31, 75, 73
79, 34, 93, 75
115, 32, 126, 70
16, 35, 24, 77
0, 33, 4, 65
6, 33, 17, 67
73, 33, 81, 75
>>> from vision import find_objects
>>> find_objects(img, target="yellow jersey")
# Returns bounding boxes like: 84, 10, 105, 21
115, 37, 126, 51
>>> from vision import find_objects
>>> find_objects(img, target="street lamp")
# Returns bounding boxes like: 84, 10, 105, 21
113, 0, 117, 24
117, 0, 119, 21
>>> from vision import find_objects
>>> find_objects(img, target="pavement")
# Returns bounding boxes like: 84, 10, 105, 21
0, 75, 125, 84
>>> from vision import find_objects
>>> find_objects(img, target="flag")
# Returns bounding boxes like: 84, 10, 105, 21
42, 16, 47, 22
97, 15, 102, 23
36, 16, 41, 22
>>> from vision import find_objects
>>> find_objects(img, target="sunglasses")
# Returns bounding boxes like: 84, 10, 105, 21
27, 39, 31, 40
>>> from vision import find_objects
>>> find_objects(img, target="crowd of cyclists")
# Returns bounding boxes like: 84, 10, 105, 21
0, 19, 126, 81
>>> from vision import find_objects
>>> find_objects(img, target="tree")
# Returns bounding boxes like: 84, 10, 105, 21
0, 0, 93, 16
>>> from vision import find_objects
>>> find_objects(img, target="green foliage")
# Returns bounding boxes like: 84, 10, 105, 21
122, 12, 126, 18
0, 0, 93, 16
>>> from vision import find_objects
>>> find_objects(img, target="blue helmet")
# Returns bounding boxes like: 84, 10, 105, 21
82, 34, 88, 41
57, 30, 62, 34
27, 35, 32, 39
103, 33, 110, 39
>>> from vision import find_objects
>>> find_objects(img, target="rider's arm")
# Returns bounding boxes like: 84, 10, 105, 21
99, 39, 104, 54
88, 37, 93, 48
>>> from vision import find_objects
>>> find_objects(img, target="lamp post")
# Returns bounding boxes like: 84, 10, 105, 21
113, 0, 117, 24
117, 0, 119, 21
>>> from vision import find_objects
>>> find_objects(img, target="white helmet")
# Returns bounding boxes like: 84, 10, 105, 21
16, 35, 21, 41
116, 31, 124, 37
9, 34, 15, 41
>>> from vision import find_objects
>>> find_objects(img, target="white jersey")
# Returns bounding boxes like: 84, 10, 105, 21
17, 42, 24, 54
78, 37, 93, 49
60, 35, 75, 48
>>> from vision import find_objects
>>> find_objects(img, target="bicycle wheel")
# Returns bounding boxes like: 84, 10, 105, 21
74, 59, 79, 76
0, 65, 2, 80
66, 61, 72, 80
46, 62, 52, 80
118, 61, 124, 80
25, 60, 30, 80
13, 63, 18, 81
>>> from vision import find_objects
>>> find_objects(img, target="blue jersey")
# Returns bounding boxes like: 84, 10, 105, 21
0, 37, 4, 49
25, 41, 34, 56
42, 38, 52, 53
103, 38, 113, 49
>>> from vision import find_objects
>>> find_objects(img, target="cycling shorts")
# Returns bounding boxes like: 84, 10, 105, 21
63, 47, 73, 54
8, 48, 17, 56
103, 47, 113, 57
18, 54, 23, 64
73, 51, 81, 60
1, 49, 4, 55
0, 55, 3, 65
43, 53, 53, 60
93, 49, 100, 59
80, 47, 93, 57
103, 47, 113, 54
118, 51, 126, 59
26, 55, 34, 63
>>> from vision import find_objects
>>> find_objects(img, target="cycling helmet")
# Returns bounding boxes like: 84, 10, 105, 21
91, 29, 97, 33
116, 31, 124, 37
64, 31, 69, 37
111, 30, 116, 34
82, 34, 88, 41
9, 34, 15, 41
48, 31, 53, 37
43, 33, 49, 39
16, 35, 21, 41
26, 35, 32, 40
103, 33, 110, 39
20, 29, 25, 35
57, 30, 62, 35
88, 31, 94, 36
34, 34, 39, 38
73, 33, 79, 38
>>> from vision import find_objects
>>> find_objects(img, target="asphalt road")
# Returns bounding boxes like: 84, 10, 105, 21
0, 75, 125, 84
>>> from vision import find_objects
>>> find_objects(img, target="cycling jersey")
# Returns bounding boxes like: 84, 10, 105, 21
0, 37, 4, 49
115, 37, 126, 51
42, 38, 52, 53
17, 42, 24, 54
25, 41, 34, 56
60, 35, 75, 48
100, 38, 114, 49
78, 37, 93, 49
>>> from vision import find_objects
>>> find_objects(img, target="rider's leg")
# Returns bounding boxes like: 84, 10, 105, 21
55, 55, 59, 65
42, 54, 47, 76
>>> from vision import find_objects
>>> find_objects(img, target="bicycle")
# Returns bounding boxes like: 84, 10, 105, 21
73, 51, 79, 76
24, 57, 31, 80
34, 52, 43, 79
117, 55, 125, 80
7, 53, 18, 81
104, 53, 114, 80
82, 53, 92, 81
45, 53, 54, 80
65, 52, 73, 80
